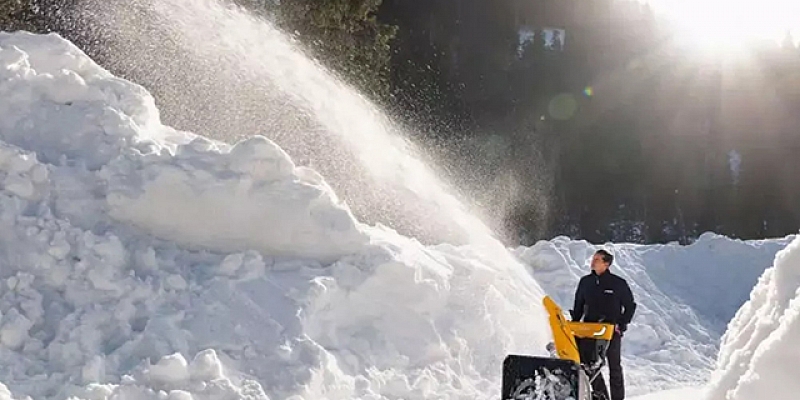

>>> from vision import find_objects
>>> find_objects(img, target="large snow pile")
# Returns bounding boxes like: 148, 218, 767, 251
513, 234, 793, 395
703, 235, 800, 400
0, 30, 794, 400
0, 31, 551, 400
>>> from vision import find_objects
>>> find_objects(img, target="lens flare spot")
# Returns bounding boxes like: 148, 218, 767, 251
548, 93, 578, 120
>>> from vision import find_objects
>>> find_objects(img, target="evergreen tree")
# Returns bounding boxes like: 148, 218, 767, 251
0, 0, 40, 32
0, 1, 24, 30
244, 0, 399, 102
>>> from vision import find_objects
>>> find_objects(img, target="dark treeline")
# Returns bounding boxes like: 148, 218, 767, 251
378, 0, 800, 245
3, 0, 800, 245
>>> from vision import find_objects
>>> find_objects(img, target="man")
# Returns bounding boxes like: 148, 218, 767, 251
570, 249, 636, 400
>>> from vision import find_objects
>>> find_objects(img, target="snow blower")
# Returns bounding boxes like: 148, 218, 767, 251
502, 295, 616, 400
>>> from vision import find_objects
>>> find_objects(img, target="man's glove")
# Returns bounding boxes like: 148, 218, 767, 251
615, 324, 627, 337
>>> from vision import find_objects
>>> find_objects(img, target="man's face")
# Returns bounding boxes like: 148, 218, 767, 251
591, 254, 609, 274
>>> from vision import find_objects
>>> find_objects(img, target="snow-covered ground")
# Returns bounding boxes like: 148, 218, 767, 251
513, 234, 792, 394
0, 30, 798, 400
630, 387, 706, 400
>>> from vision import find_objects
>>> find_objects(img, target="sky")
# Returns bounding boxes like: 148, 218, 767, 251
0, 22, 799, 400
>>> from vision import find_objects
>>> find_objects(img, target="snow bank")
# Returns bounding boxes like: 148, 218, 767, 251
0, 30, 366, 264
513, 233, 792, 395
703, 235, 800, 400
0, 31, 550, 400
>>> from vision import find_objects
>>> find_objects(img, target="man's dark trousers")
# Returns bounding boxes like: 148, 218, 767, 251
578, 332, 624, 400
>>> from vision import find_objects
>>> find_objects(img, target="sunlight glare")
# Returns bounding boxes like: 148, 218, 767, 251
649, 0, 800, 56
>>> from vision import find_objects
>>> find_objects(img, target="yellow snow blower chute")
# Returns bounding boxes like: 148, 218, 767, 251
502, 295, 616, 400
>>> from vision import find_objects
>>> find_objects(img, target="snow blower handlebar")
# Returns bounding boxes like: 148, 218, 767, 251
543, 296, 616, 385
543, 296, 615, 363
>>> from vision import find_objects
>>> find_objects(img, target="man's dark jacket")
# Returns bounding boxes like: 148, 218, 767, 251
571, 270, 637, 331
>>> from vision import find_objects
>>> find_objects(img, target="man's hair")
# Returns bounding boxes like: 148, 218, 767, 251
595, 249, 613, 265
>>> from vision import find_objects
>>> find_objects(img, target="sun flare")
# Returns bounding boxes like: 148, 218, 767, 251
650, 0, 800, 55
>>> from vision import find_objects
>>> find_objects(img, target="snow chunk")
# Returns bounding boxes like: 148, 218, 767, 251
145, 353, 190, 384
0, 144, 49, 202
0, 382, 20, 400
188, 349, 224, 381
103, 136, 368, 264
0, 308, 33, 350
